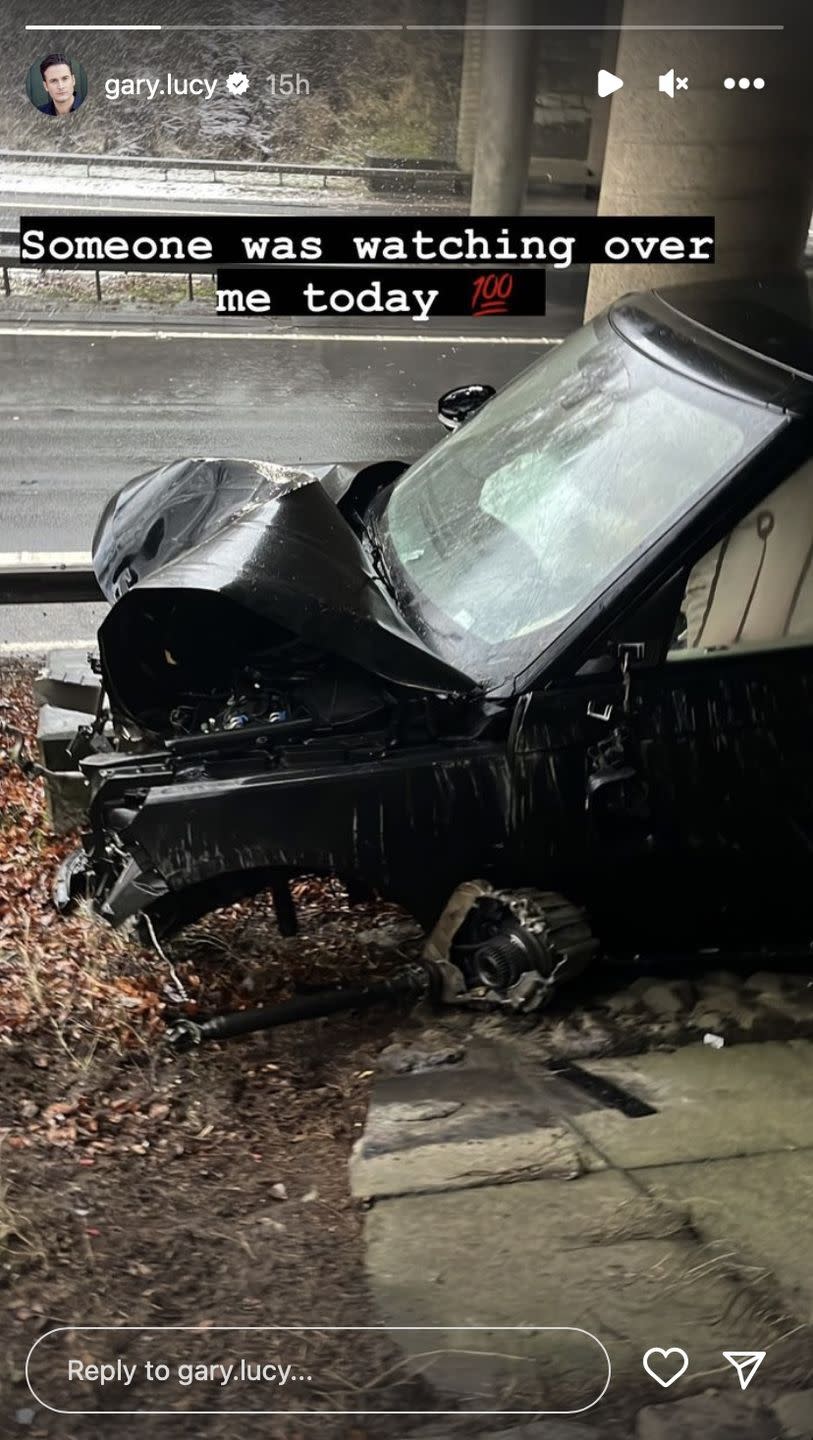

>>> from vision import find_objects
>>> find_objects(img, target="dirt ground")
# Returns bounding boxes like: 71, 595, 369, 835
4, 658, 813, 1439
0, 660, 449, 1439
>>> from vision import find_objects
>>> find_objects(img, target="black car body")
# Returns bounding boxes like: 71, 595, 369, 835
70, 276, 813, 965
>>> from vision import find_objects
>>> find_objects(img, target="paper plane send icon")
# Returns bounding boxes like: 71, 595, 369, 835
723, 1351, 766, 1391
597, 69, 624, 97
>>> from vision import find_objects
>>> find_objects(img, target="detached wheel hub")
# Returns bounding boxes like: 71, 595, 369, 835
449, 887, 599, 1011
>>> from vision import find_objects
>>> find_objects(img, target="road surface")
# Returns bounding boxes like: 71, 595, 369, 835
0, 310, 569, 649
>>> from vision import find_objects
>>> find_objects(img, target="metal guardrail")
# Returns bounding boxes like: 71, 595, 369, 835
1, 225, 16, 292
0, 554, 101, 606
0, 226, 214, 300
0, 147, 468, 190
0, 143, 467, 298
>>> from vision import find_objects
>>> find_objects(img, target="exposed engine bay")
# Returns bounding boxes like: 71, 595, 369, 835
37, 457, 507, 947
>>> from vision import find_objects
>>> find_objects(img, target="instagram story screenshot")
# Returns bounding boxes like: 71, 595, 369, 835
0, 1, 812, 1436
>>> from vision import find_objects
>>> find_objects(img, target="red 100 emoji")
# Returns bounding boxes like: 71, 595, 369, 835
471, 271, 514, 316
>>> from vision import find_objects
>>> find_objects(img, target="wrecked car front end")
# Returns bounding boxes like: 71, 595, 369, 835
80, 722, 511, 935
37, 277, 813, 1005
70, 455, 512, 937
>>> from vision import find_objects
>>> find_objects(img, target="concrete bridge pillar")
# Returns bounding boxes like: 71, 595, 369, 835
470, 0, 540, 215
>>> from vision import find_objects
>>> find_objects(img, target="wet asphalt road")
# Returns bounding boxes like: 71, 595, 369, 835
0, 312, 568, 648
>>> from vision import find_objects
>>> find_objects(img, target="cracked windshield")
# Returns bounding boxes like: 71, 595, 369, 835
381, 324, 779, 684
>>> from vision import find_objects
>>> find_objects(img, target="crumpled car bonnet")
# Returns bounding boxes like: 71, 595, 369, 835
93, 458, 474, 727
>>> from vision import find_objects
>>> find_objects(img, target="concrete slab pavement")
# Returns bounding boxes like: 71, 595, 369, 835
641, 1149, 813, 1324
354, 1028, 813, 1430
576, 1041, 813, 1166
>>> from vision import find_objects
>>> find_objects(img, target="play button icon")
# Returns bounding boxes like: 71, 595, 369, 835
597, 68, 624, 97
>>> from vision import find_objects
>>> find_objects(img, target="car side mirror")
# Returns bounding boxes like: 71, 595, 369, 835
438, 384, 495, 432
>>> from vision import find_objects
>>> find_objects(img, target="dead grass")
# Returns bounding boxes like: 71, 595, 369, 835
0, 268, 218, 308
580, 1191, 691, 1247
0, 1168, 42, 1266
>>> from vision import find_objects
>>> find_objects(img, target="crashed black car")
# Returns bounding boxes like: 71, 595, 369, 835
53, 275, 813, 1004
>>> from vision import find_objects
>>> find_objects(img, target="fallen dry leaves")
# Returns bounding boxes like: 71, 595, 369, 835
0, 662, 168, 1056
0, 658, 422, 1164
0, 662, 439, 1438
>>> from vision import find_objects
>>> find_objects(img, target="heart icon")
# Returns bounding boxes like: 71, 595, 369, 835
642, 1347, 689, 1388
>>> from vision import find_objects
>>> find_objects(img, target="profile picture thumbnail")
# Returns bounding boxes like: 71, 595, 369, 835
26, 53, 87, 117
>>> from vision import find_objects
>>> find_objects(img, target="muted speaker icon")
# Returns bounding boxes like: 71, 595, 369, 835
658, 68, 688, 97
